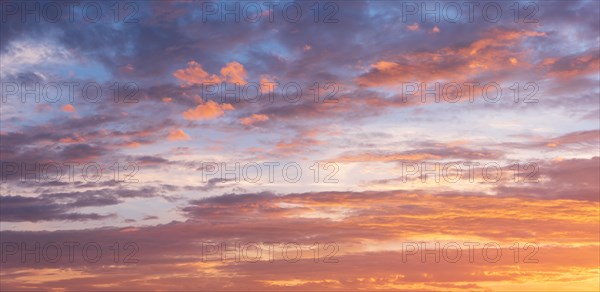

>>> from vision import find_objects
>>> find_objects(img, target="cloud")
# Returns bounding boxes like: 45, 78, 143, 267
335, 144, 503, 163
541, 49, 600, 79
174, 61, 248, 86
356, 29, 547, 87
182, 101, 234, 121
0, 187, 167, 222
167, 129, 190, 141
1, 190, 598, 290
494, 157, 600, 201
62, 104, 76, 113
0, 1, 598, 290
240, 114, 269, 126
219, 61, 248, 85
0, 195, 115, 222
120, 64, 135, 73
173, 61, 222, 86
501, 130, 600, 152
407, 23, 419, 31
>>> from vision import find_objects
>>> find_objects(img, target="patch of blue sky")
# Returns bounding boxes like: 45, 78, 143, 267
52, 60, 112, 83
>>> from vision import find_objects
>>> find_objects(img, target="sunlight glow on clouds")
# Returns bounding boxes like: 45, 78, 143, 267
0, 0, 598, 290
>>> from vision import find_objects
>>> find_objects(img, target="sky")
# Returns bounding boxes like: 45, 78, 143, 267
0, 0, 599, 290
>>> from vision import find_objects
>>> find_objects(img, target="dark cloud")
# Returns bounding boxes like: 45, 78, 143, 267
0, 187, 163, 222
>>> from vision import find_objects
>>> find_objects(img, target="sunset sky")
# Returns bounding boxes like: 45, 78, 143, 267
1, 0, 599, 290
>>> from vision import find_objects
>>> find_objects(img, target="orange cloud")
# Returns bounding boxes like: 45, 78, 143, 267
240, 114, 269, 126
335, 144, 501, 163
407, 23, 419, 31
124, 141, 141, 148
174, 61, 248, 86
337, 152, 441, 162
356, 29, 547, 86
167, 129, 190, 141
182, 100, 234, 120
220, 61, 247, 85
258, 75, 278, 95
2, 191, 597, 290
62, 104, 76, 112
541, 49, 600, 79
173, 61, 221, 86
59, 134, 85, 143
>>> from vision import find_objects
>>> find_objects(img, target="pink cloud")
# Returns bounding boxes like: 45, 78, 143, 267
407, 23, 419, 31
